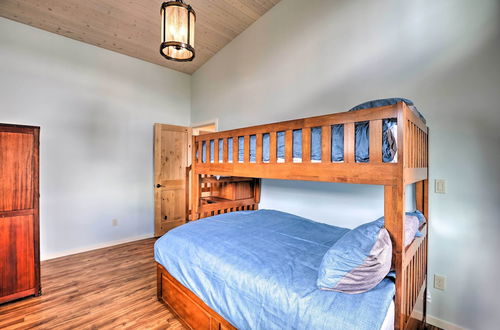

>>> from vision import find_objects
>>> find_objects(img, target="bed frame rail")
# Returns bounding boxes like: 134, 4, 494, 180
191, 175, 261, 221
157, 263, 236, 330
193, 103, 420, 185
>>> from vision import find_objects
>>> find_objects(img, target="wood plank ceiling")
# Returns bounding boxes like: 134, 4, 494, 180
0, 0, 281, 74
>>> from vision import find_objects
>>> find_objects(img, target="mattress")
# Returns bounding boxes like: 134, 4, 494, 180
381, 301, 395, 330
155, 210, 395, 330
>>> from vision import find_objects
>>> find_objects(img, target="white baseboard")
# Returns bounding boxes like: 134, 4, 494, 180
41, 234, 154, 261
413, 310, 466, 330
427, 314, 466, 330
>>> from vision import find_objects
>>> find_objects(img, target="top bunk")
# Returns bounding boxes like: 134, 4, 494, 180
193, 100, 428, 186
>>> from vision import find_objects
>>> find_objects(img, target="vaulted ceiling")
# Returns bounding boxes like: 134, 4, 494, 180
0, 0, 281, 74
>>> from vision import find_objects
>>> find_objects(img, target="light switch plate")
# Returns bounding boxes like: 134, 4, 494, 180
434, 274, 446, 291
435, 179, 446, 194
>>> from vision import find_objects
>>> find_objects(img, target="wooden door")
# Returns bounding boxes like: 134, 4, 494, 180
154, 124, 191, 237
0, 124, 40, 304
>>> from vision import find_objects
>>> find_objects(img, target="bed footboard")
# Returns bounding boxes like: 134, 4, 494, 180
157, 263, 236, 330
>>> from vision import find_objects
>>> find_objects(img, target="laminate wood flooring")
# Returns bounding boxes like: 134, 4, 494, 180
0, 238, 184, 329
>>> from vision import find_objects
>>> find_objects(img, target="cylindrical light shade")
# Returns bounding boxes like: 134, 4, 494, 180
160, 1, 196, 62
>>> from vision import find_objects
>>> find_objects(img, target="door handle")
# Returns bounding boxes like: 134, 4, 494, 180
156, 184, 162, 188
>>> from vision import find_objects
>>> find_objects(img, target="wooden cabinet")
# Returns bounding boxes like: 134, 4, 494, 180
0, 124, 40, 304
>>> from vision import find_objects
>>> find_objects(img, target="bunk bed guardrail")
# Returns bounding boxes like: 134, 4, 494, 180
192, 102, 428, 186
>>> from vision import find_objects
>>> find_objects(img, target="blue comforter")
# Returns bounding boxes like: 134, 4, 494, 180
155, 210, 395, 330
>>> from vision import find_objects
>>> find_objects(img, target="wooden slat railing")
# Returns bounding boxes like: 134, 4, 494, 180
195, 105, 428, 169
193, 103, 427, 185
403, 228, 428, 327
403, 107, 428, 185
405, 114, 428, 169
190, 203, 259, 221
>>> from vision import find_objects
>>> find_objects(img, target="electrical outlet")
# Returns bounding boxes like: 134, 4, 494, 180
435, 179, 446, 194
112, 218, 118, 227
434, 274, 446, 291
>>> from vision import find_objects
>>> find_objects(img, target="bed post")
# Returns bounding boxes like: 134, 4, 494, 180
415, 179, 429, 326
384, 183, 405, 330
385, 102, 407, 330
191, 173, 200, 220
191, 135, 200, 221
387, 103, 429, 329
415, 127, 429, 326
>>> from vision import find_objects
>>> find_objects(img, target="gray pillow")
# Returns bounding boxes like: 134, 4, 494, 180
405, 214, 420, 247
317, 218, 392, 294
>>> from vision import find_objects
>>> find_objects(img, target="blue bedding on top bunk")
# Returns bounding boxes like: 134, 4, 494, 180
203, 98, 423, 164
155, 210, 395, 330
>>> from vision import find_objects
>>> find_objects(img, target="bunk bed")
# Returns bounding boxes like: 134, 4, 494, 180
155, 100, 429, 330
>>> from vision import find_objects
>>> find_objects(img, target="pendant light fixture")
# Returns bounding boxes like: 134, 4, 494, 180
160, 0, 196, 62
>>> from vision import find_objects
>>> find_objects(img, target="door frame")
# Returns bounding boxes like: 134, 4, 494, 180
191, 119, 218, 136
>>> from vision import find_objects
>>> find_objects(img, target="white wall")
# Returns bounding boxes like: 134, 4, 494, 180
191, 0, 500, 328
0, 18, 191, 260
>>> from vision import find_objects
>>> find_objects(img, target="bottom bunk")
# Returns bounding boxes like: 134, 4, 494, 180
155, 210, 426, 330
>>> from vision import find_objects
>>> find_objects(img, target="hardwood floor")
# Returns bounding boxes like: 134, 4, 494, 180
0, 238, 185, 329
427, 326, 441, 330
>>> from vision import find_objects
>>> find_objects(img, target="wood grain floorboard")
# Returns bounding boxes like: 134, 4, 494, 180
426, 326, 443, 330
0, 238, 185, 330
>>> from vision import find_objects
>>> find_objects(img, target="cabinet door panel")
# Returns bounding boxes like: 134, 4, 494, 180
0, 131, 34, 212
159, 188, 186, 233
0, 215, 35, 297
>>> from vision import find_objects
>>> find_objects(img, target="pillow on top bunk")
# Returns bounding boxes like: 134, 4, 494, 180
349, 97, 426, 124
317, 218, 392, 294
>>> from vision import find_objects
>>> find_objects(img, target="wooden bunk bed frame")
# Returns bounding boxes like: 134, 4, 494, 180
157, 102, 429, 330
